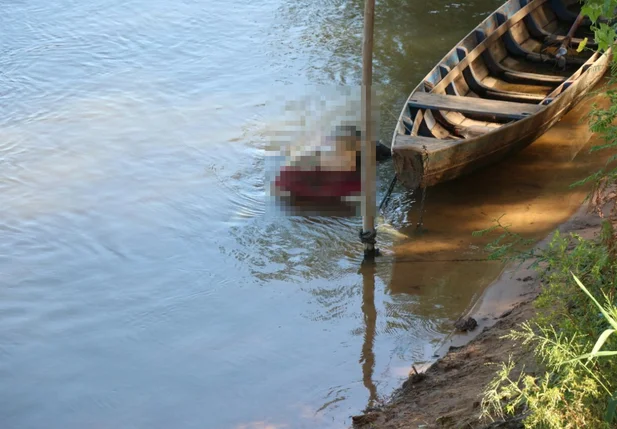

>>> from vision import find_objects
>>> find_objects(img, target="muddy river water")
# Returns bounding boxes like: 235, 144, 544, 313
0, 0, 608, 428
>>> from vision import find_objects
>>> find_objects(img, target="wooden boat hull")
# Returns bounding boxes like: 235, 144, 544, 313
391, 0, 610, 190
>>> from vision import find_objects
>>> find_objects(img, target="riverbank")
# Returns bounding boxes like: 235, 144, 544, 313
352, 200, 606, 429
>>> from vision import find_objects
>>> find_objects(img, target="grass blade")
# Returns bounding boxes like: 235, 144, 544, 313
566, 351, 617, 363
590, 329, 616, 361
606, 392, 617, 423
572, 273, 617, 330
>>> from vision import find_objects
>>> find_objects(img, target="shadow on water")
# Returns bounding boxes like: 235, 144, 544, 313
360, 262, 379, 408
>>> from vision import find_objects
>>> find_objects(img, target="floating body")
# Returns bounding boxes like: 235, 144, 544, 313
273, 125, 390, 200
391, 0, 611, 190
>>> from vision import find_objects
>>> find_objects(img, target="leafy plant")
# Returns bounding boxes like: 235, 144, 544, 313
568, 273, 617, 422
568, 2, 617, 217
481, 234, 617, 428
477, 0, 617, 425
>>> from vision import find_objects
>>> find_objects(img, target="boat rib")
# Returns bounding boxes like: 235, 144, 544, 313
391, 0, 610, 190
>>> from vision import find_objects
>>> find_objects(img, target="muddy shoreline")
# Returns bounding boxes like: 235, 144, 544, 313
351, 201, 604, 429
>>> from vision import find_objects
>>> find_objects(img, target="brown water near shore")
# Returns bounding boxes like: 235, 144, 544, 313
353, 160, 613, 428
365, 83, 608, 398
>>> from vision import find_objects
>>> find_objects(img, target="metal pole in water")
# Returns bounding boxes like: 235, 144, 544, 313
360, 0, 378, 259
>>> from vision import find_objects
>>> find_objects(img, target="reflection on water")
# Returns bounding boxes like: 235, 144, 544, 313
0, 0, 610, 428
271, 197, 361, 217
360, 263, 378, 407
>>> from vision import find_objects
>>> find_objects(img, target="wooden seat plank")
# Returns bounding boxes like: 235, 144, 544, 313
430, 0, 549, 95
456, 48, 547, 103
407, 92, 542, 120
464, 39, 566, 87
519, 0, 598, 48
495, 12, 588, 67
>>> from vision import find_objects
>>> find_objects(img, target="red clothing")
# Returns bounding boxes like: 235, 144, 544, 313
275, 166, 361, 198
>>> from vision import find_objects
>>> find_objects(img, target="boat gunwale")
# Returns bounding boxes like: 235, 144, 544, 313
391, 0, 531, 149
390, 0, 611, 190
402, 48, 607, 149
393, 50, 610, 187
390, 0, 600, 150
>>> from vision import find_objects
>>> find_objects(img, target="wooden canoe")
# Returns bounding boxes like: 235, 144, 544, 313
391, 0, 611, 190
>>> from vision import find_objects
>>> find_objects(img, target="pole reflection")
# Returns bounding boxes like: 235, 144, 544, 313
359, 261, 378, 407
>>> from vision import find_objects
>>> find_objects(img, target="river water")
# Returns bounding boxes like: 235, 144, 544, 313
0, 0, 607, 428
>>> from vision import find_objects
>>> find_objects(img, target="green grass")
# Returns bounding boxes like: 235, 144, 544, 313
477, 4, 617, 425
478, 224, 617, 428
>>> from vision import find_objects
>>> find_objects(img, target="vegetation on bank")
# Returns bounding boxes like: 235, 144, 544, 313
479, 229, 617, 427
476, 1, 617, 426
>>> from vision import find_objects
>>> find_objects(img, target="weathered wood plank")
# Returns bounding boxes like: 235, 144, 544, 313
495, 12, 588, 66
545, 33, 597, 48
457, 51, 548, 102
543, 51, 600, 100
464, 42, 566, 86
430, 0, 549, 95
392, 0, 611, 191
410, 109, 424, 136
407, 92, 542, 120
395, 134, 461, 151
520, 0, 598, 48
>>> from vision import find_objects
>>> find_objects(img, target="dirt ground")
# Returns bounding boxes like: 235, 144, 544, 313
351, 203, 605, 429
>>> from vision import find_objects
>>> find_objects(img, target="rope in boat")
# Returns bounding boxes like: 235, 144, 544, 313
378, 175, 397, 212
416, 145, 430, 230
378, 145, 430, 220
416, 186, 429, 230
